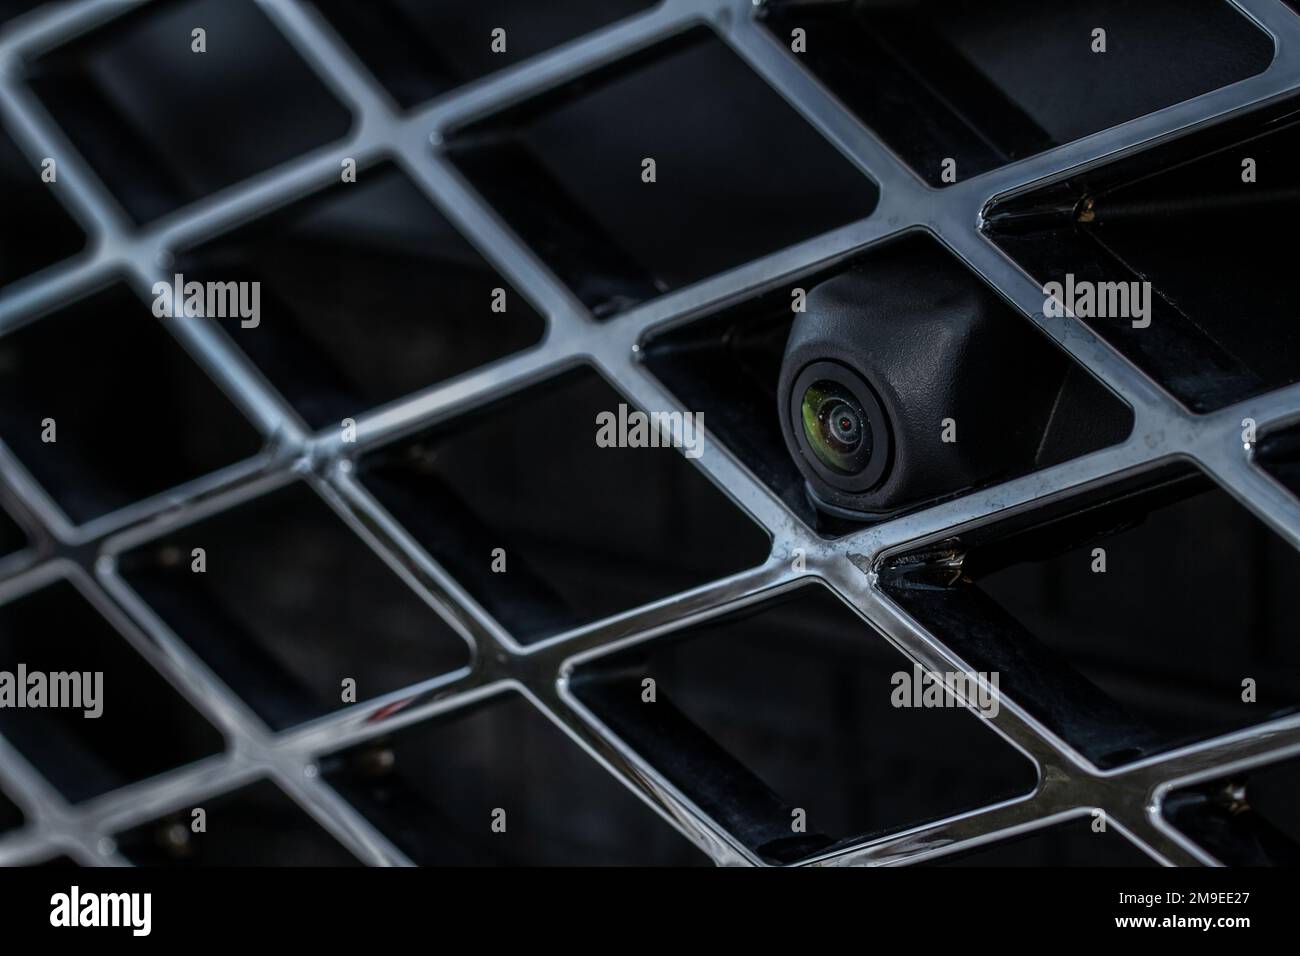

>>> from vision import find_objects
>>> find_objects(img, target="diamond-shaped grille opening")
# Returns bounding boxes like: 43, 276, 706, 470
0, 579, 224, 803
643, 234, 1132, 535
0, 118, 83, 288
358, 365, 771, 644
987, 96, 1300, 412
0, 787, 21, 834
113, 779, 361, 866
0, 282, 264, 525
173, 161, 545, 430
0, 504, 25, 558
1163, 755, 1300, 866
572, 583, 1038, 864
925, 818, 1156, 866
445, 26, 878, 318
24, 0, 352, 224
881, 463, 1300, 769
308, 0, 657, 110
760, 0, 1271, 188
116, 481, 471, 732
322, 690, 709, 865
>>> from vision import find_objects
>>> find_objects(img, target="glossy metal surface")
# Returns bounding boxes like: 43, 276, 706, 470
1, 0, 1298, 866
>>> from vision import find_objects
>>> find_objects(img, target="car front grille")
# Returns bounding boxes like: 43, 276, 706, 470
1, 0, 1299, 867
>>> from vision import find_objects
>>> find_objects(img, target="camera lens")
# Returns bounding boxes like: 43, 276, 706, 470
827, 401, 861, 446
800, 380, 872, 475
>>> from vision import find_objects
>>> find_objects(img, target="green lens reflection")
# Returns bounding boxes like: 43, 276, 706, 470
800, 380, 872, 475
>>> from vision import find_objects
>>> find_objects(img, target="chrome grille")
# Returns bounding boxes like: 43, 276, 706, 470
1, 0, 1299, 866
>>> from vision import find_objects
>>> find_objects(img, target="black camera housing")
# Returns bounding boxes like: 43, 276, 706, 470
779, 238, 1096, 519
